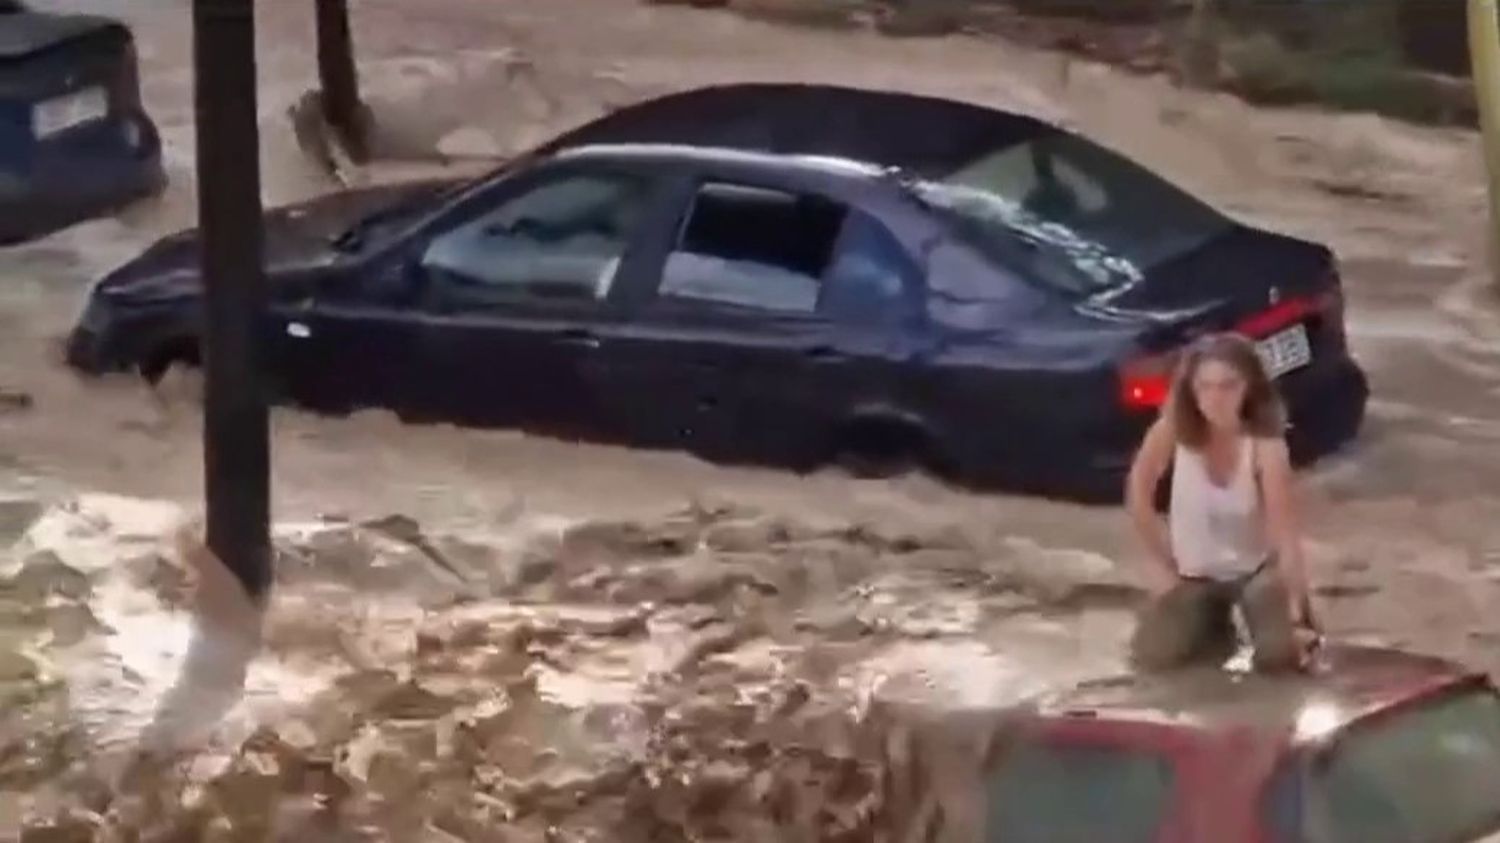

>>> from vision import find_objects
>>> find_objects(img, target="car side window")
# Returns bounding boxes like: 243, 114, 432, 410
820, 210, 917, 326
418, 170, 654, 305
658, 182, 847, 314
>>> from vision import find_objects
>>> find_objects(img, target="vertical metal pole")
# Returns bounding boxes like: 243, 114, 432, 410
194, 0, 271, 601
315, 0, 367, 161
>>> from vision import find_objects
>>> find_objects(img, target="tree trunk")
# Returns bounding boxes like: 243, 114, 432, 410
1470, 0, 1500, 290
1181, 0, 1219, 88
315, 0, 367, 161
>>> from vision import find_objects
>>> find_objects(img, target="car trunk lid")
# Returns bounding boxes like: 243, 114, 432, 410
0, 12, 135, 161
1083, 224, 1348, 413
1089, 224, 1336, 336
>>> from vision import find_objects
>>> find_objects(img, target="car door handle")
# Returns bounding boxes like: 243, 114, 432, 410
553, 328, 600, 350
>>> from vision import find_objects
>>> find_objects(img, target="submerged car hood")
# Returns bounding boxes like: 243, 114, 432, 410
95, 177, 462, 298
0, 11, 126, 61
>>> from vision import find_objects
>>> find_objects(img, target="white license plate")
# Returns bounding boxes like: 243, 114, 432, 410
1257, 324, 1312, 378
32, 87, 109, 140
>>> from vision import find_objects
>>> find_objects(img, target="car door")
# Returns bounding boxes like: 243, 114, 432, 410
264, 265, 425, 417
403, 162, 667, 436
580, 173, 924, 468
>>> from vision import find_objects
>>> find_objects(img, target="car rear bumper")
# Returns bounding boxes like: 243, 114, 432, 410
0, 110, 164, 244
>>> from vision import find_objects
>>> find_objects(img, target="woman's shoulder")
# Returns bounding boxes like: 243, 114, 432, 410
1249, 433, 1292, 470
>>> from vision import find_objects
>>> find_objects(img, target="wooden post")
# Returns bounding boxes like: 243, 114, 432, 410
315, 0, 368, 161
193, 0, 272, 601
1471, 0, 1500, 290
1182, 0, 1219, 88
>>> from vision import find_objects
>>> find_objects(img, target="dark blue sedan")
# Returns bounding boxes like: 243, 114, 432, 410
63, 84, 1368, 501
0, 0, 164, 244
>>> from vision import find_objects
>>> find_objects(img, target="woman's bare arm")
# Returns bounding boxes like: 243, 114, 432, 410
1125, 417, 1178, 594
1256, 437, 1310, 623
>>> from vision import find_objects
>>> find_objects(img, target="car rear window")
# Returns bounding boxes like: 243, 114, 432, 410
985, 741, 1175, 843
912, 131, 1232, 297
1272, 688, 1500, 843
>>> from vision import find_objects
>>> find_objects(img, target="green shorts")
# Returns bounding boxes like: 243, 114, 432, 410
1130, 560, 1302, 673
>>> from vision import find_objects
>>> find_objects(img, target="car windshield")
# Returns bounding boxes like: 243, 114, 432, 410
1290, 688, 1500, 843
331, 179, 478, 252
910, 131, 1232, 297
984, 740, 1175, 843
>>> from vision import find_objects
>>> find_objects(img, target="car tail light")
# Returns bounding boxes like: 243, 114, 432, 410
1118, 350, 1177, 412
1236, 279, 1344, 339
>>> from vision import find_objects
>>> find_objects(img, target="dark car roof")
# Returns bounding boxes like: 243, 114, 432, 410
537, 82, 1055, 178
0, 11, 126, 61
1037, 645, 1482, 740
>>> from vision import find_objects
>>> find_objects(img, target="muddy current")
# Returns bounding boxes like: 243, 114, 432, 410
0, 493, 1132, 840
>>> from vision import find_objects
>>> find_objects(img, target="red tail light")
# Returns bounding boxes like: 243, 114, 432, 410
1118, 277, 1343, 413
1118, 351, 1177, 412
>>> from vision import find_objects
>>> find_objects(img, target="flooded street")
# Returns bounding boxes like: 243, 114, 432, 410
5, 0, 1500, 837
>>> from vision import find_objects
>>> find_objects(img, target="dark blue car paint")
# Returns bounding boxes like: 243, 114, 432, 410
64, 84, 1369, 501
0, 7, 164, 244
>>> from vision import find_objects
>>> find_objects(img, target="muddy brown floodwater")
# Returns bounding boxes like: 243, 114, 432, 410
5, 0, 1500, 838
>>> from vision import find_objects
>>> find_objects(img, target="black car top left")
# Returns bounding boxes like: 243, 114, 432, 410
0, 1, 165, 245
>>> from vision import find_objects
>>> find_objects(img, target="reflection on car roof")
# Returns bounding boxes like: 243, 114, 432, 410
553, 143, 889, 178
537, 82, 1051, 177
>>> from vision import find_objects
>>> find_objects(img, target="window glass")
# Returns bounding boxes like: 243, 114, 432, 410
1289, 690, 1500, 843
985, 741, 1175, 843
420, 170, 653, 304
820, 210, 915, 326
659, 182, 847, 314
912, 132, 1233, 297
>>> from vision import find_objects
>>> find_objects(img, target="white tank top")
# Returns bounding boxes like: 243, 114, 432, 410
1169, 437, 1269, 580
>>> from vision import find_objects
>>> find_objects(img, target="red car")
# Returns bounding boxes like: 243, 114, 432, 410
895, 645, 1500, 842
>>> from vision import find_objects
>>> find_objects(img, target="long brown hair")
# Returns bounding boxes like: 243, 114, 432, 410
1166, 333, 1285, 449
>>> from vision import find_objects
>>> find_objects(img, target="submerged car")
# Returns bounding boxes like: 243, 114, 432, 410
0, 0, 164, 244
64, 83, 1367, 500
891, 645, 1500, 842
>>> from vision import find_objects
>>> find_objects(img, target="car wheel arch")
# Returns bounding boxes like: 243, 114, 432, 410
139, 334, 200, 383
828, 406, 940, 478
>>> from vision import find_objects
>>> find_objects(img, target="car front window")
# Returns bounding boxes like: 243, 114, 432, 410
985, 740, 1176, 843
1288, 688, 1500, 843
419, 169, 655, 305
911, 131, 1232, 297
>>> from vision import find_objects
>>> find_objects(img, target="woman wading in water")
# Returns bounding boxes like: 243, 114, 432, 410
1125, 332, 1317, 672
